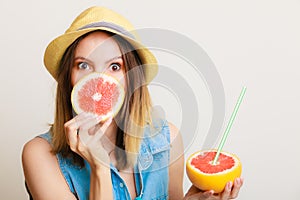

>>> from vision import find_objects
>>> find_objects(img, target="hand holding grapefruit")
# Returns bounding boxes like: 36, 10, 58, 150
186, 150, 242, 193
71, 73, 125, 120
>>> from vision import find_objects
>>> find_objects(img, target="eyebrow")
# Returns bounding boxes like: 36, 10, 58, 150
74, 56, 122, 64
104, 55, 123, 64
74, 56, 93, 63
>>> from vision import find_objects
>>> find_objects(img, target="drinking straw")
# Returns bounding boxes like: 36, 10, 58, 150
212, 86, 247, 165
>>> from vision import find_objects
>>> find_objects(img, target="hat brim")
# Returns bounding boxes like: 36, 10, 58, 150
44, 27, 158, 84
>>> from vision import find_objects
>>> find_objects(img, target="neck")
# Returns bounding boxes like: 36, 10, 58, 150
105, 120, 117, 143
101, 120, 117, 155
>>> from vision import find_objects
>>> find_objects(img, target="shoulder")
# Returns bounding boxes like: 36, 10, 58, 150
22, 136, 53, 162
22, 136, 76, 199
22, 131, 55, 165
166, 121, 183, 160
167, 122, 180, 143
22, 136, 57, 184
167, 122, 185, 198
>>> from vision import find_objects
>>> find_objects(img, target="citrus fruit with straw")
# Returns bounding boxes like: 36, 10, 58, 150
186, 87, 246, 193
186, 150, 242, 193
71, 73, 125, 120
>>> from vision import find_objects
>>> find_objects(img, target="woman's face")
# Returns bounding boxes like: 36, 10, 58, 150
71, 31, 125, 86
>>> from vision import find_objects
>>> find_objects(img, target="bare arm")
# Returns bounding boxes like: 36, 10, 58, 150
89, 166, 113, 200
22, 114, 114, 200
22, 138, 77, 200
168, 122, 185, 199
64, 113, 114, 200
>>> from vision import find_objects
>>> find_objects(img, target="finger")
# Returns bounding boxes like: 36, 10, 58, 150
80, 115, 102, 132
65, 113, 96, 136
221, 181, 232, 200
230, 178, 243, 199
65, 123, 79, 153
64, 113, 96, 141
201, 190, 214, 199
100, 134, 115, 153
241, 177, 244, 185
64, 112, 90, 127
90, 117, 113, 143
64, 113, 96, 148
83, 117, 113, 146
78, 115, 102, 144
99, 117, 113, 133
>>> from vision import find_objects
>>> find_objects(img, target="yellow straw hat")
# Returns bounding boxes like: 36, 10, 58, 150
44, 6, 158, 83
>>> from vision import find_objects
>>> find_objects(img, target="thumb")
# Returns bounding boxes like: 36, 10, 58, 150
202, 190, 214, 199
87, 117, 113, 145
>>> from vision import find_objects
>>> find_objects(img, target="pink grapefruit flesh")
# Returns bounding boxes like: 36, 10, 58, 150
71, 73, 125, 120
186, 150, 242, 193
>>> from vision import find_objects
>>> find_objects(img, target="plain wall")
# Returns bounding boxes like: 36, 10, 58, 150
0, 0, 299, 199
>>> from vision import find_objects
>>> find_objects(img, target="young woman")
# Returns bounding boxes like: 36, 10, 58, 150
22, 6, 243, 200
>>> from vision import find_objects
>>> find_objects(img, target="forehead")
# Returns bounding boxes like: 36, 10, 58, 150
75, 31, 122, 61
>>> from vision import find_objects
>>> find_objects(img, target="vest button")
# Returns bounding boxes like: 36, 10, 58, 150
119, 182, 124, 188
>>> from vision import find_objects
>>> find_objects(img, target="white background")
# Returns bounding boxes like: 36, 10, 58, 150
0, 0, 299, 199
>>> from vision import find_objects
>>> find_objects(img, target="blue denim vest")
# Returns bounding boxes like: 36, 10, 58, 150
37, 119, 170, 200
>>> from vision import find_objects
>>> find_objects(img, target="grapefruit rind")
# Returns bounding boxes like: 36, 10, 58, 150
71, 73, 125, 121
186, 150, 242, 193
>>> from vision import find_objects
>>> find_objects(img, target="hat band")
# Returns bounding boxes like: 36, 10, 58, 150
77, 21, 135, 39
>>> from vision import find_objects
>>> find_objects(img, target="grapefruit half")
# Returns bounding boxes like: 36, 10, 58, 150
71, 73, 125, 120
186, 150, 242, 193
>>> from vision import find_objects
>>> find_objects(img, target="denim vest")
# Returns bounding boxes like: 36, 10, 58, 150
37, 119, 170, 200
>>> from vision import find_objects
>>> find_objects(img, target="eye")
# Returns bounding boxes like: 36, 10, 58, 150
109, 63, 121, 71
78, 62, 90, 70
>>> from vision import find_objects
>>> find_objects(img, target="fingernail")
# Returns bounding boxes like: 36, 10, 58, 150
241, 177, 244, 184
203, 190, 214, 197
96, 115, 102, 122
235, 178, 239, 186
227, 181, 232, 190
83, 112, 91, 117
82, 113, 93, 119
238, 178, 242, 185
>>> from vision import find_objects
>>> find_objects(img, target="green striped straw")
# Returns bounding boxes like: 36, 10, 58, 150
212, 86, 247, 165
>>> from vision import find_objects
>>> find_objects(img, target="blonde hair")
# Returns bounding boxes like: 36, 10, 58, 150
51, 31, 152, 169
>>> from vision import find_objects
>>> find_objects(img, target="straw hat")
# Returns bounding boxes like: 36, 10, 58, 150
44, 6, 158, 83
